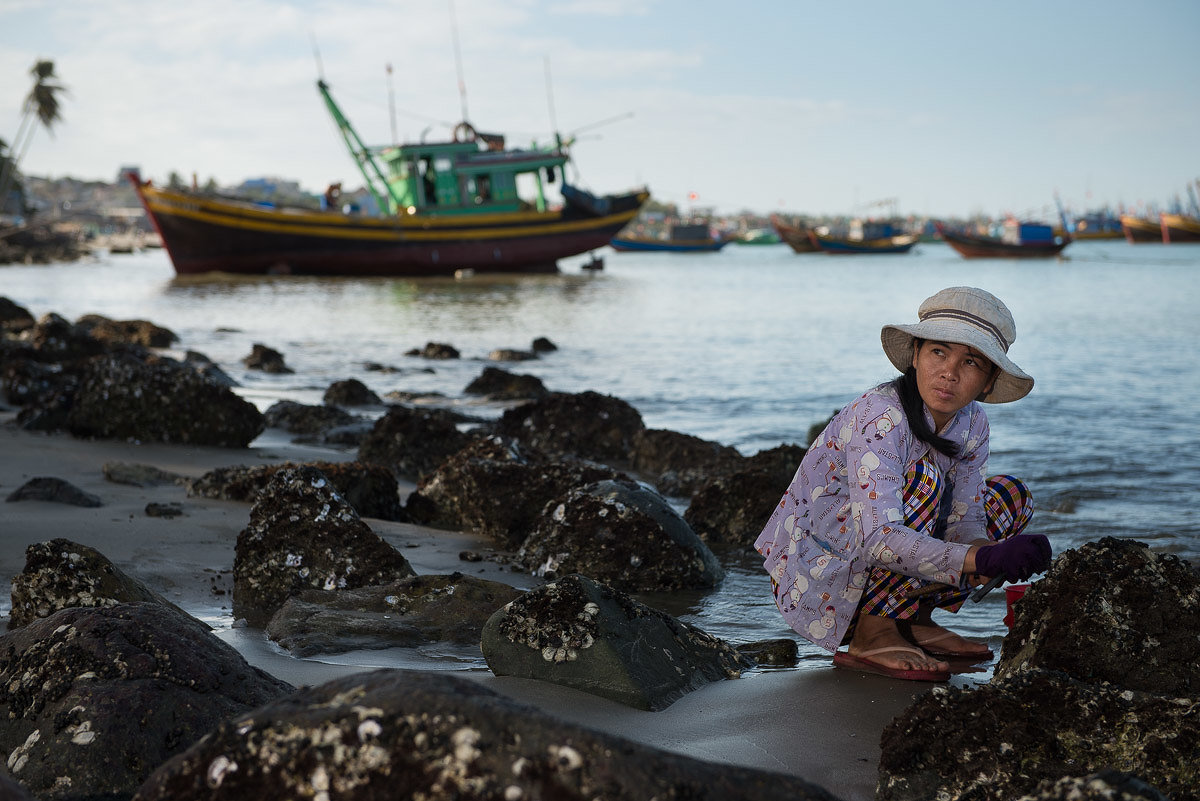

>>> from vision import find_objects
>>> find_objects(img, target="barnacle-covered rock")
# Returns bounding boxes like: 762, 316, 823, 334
64, 351, 264, 447
629, 427, 745, 497
463, 365, 548, 400
405, 435, 624, 548
263, 399, 358, 434
0, 603, 292, 801
685, 444, 806, 547
133, 669, 833, 801
266, 572, 522, 657
9, 538, 191, 629
994, 537, 1200, 695
357, 404, 476, 481
4, 476, 102, 507
876, 669, 1196, 801
322, 377, 382, 406
481, 573, 749, 710
1014, 769, 1171, 801
518, 479, 723, 592
494, 390, 645, 463
232, 465, 415, 627
75, 313, 178, 348
241, 342, 292, 373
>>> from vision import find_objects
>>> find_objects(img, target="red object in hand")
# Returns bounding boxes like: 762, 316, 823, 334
1003, 583, 1030, 628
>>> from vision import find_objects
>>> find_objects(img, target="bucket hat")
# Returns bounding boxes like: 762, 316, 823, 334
880, 286, 1033, 403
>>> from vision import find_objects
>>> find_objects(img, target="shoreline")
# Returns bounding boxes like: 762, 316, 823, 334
0, 416, 977, 801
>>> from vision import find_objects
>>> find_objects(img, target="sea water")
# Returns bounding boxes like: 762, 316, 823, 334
4, 239, 1199, 670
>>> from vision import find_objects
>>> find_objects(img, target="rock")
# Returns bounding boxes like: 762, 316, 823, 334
0, 603, 292, 801
263, 399, 356, 434
145, 501, 184, 518
265, 572, 522, 657
75, 313, 178, 348
8, 538, 193, 629
406, 341, 460, 359
4, 476, 102, 507
876, 669, 1198, 801
629, 427, 744, 496
181, 350, 238, 386
495, 390, 645, 463
482, 573, 751, 710
20, 312, 106, 363
241, 342, 293, 373
357, 404, 475, 482
188, 460, 405, 521
518, 479, 723, 592
133, 669, 838, 801
0, 296, 36, 333
735, 638, 799, 668
488, 348, 537, 361
232, 465, 416, 628
405, 435, 624, 548
65, 351, 265, 447
102, 461, 186, 487
531, 335, 558, 352
1015, 770, 1172, 801
0, 771, 37, 800
685, 466, 795, 548
323, 377, 381, 406
463, 365, 549, 400
993, 537, 1200, 696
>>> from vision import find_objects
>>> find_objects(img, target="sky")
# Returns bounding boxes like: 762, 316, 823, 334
2, 0, 1199, 219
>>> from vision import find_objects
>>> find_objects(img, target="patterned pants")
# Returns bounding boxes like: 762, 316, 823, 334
842, 459, 1033, 642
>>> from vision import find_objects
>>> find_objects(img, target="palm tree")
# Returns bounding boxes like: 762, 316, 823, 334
0, 60, 68, 218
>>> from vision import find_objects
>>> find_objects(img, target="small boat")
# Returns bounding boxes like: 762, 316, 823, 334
808, 220, 917, 254
130, 80, 648, 276
733, 227, 781, 245
1120, 214, 1165, 244
937, 221, 1070, 259
770, 215, 819, 253
610, 221, 729, 252
1160, 213, 1200, 243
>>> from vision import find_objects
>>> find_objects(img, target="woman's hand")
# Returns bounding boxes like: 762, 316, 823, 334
970, 535, 1052, 582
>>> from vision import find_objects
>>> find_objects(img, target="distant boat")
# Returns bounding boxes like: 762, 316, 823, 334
938, 221, 1070, 259
1160, 213, 1200, 243
808, 219, 917, 254
610, 221, 729, 252
1120, 214, 1165, 244
130, 80, 647, 276
770, 215, 819, 253
733, 227, 781, 245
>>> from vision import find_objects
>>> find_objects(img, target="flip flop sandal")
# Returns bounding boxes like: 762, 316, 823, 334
832, 646, 950, 682
912, 630, 994, 661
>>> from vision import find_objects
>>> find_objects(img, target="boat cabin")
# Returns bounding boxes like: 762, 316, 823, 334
378, 129, 570, 216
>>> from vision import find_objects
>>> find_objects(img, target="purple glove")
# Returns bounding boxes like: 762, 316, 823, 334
974, 534, 1052, 582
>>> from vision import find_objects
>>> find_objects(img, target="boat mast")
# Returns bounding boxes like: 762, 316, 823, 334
316, 79, 403, 214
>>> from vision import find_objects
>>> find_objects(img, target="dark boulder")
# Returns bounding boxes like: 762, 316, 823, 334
530, 335, 557, 352
1017, 770, 1171, 801
0, 603, 292, 801
75, 314, 178, 348
463, 365, 549, 400
406, 341, 460, 359
876, 668, 1198, 801
323, 377, 381, 406
629, 427, 744, 496
495, 390, 645, 463
405, 435, 624, 548
488, 347, 537, 361
263, 399, 356, 434
265, 572, 522, 657
102, 461, 185, 487
4, 476, 101, 507
0, 296, 36, 334
685, 466, 794, 548
357, 404, 475, 481
8, 538, 190, 629
241, 342, 292, 373
517, 479, 723, 592
232, 465, 415, 627
482, 573, 751, 710
188, 460, 405, 521
181, 350, 238, 387
20, 312, 106, 363
994, 537, 1200, 696
134, 669, 837, 801
65, 351, 264, 447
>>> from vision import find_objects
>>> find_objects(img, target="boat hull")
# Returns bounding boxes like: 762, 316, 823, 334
1161, 214, 1200, 243
133, 182, 648, 276
809, 232, 918, 254
770, 215, 819, 253
1120, 215, 1164, 244
939, 229, 1070, 259
609, 236, 728, 252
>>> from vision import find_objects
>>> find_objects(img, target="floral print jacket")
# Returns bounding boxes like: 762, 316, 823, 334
753, 381, 990, 651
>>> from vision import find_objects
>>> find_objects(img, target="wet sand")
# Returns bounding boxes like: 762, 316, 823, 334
0, 416, 968, 801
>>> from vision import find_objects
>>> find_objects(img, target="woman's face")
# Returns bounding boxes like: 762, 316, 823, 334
912, 339, 997, 430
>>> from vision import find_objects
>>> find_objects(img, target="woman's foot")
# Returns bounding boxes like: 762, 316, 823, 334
901, 613, 993, 660
838, 614, 950, 679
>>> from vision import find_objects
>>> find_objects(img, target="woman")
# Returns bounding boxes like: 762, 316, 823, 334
754, 286, 1052, 681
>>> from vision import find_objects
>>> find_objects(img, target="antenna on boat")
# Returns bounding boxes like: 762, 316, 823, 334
386, 62, 398, 145
544, 56, 559, 140
448, 0, 469, 123
309, 32, 325, 81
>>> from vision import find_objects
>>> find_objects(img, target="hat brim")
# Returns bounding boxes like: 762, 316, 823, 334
881, 321, 1033, 403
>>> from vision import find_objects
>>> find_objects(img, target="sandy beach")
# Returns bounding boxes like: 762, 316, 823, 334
0, 414, 983, 801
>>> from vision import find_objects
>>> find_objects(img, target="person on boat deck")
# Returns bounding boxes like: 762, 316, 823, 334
754, 286, 1052, 682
